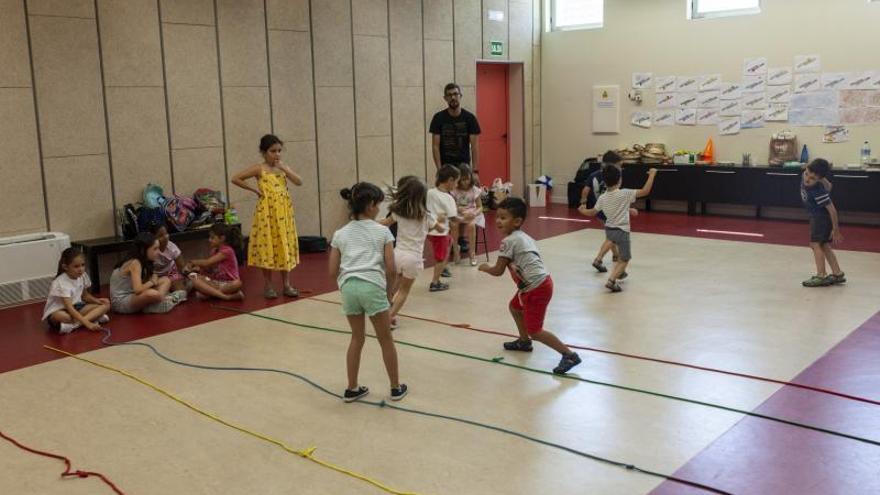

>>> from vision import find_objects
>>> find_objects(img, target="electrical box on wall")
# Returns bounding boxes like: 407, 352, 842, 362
592, 85, 620, 133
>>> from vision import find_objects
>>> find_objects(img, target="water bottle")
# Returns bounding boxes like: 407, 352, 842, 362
861, 141, 871, 165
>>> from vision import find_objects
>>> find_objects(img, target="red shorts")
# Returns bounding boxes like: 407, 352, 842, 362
509, 276, 553, 335
428, 235, 452, 263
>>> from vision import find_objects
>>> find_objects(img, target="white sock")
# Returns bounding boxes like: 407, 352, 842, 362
98, 315, 110, 324
59, 322, 81, 334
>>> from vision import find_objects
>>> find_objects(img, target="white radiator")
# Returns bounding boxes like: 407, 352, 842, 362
0, 232, 71, 307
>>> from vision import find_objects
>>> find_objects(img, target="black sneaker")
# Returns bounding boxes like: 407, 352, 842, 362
390, 384, 408, 401
441, 268, 452, 278
343, 386, 369, 403
605, 280, 622, 293
553, 352, 582, 375
503, 339, 533, 352
591, 260, 608, 273
429, 282, 449, 292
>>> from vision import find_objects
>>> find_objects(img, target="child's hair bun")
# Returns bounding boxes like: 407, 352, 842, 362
340, 188, 352, 200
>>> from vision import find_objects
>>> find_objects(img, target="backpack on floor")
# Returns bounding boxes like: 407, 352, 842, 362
164, 195, 197, 232
119, 203, 140, 240
298, 236, 328, 253
193, 188, 226, 214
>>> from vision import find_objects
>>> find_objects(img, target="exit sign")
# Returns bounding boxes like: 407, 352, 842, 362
490, 40, 503, 56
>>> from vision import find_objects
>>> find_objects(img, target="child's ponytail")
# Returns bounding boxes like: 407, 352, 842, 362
340, 182, 384, 218
56, 247, 84, 277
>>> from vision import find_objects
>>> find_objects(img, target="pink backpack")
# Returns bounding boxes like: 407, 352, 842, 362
164, 195, 198, 232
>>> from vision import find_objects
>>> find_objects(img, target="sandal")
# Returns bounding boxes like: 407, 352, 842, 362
264, 287, 279, 299
282, 286, 299, 297
591, 260, 608, 273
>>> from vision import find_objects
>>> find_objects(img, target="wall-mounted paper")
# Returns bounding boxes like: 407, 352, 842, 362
822, 73, 849, 90
631, 111, 652, 128
864, 107, 880, 124
656, 93, 678, 108
767, 67, 793, 86
868, 91, 880, 107
840, 108, 866, 125
789, 107, 839, 127
593, 85, 620, 133
698, 91, 721, 108
720, 82, 743, 100
839, 90, 868, 108
720, 100, 742, 117
823, 126, 850, 143
790, 90, 839, 109
698, 74, 722, 92
794, 74, 821, 93
678, 92, 699, 108
677, 76, 699, 92
655, 76, 677, 93
719, 118, 741, 135
743, 93, 767, 109
653, 110, 675, 127
767, 86, 792, 105
741, 111, 765, 129
870, 72, 880, 90
676, 108, 697, 126
742, 75, 766, 93
632, 73, 653, 89
697, 108, 720, 125
846, 72, 874, 90
765, 105, 789, 122
744, 57, 768, 76
794, 54, 821, 73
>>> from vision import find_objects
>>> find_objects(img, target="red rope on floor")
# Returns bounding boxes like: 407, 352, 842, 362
0, 429, 125, 494
310, 297, 880, 407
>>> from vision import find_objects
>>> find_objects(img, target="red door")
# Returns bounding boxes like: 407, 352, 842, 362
476, 63, 509, 183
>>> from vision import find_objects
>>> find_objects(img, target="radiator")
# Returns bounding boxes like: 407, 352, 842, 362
0, 232, 71, 307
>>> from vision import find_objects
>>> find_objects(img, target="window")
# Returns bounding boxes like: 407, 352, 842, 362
549, 0, 604, 32
690, 0, 761, 19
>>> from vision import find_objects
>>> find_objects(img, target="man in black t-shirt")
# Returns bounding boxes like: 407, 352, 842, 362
429, 83, 481, 173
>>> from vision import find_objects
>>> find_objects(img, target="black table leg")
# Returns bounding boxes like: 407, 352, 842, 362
88, 250, 100, 293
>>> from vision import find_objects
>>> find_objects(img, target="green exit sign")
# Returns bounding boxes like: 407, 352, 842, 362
490, 40, 503, 56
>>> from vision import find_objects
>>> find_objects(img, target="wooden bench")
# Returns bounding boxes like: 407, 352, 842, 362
72, 224, 241, 293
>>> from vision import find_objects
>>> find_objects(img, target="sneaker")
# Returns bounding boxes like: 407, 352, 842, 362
429, 282, 449, 292
553, 352, 582, 375
264, 287, 279, 299
282, 286, 300, 297
390, 317, 399, 330
59, 322, 81, 334
343, 386, 369, 403
97, 315, 110, 324
170, 290, 188, 303
802, 275, 832, 287
144, 296, 178, 314
503, 339, 533, 352
591, 260, 608, 273
605, 280, 622, 293
470, 258, 477, 267
390, 384, 408, 401
827, 273, 847, 285
619, 271, 628, 280
441, 268, 452, 278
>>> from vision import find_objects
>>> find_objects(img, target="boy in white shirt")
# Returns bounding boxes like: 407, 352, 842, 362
426, 165, 461, 292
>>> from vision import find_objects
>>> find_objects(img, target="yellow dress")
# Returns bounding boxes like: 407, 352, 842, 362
247, 171, 299, 271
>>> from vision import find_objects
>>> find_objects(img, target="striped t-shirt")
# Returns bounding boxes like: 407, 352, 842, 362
801, 181, 831, 215
594, 188, 639, 232
331, 219, 395, 289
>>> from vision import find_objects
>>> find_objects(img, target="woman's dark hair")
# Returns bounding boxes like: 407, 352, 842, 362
389, 176, 427, 221
259, 134, 283, 153
603, 164, 622, 187
56, 247, 85, 277
116, 232, 157, 279
340, 182, 385, 218
210, 223, 243, 253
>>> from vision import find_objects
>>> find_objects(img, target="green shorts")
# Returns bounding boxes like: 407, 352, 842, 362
340, 278, 390, 317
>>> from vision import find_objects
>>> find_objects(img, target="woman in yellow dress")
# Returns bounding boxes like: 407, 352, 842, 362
232, 134, 303, 298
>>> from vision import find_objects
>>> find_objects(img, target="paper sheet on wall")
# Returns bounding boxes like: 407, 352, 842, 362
631, 111, 652, 128
871, 72, 880, 90
676, 108, 697, 126
698, 91, 721, 108
869, 90, 880, 107
789, 107, 839, 127
794, 74, 821, 93
653, 110, 675, 126
846, 72, 874, 90
744, 57, 768, 76
839, 108, 866, 125
790, 90, 839, 110
677, 76, 699, 92
720, 100, 742, 117
794, 54, 821, 73
720, 82, 743, 100
678, 92, 699, 108
767, 67, 793, 86
865, 108, 880, 124
742, 75, 766, 93
656, 93, 678, 108
697, 108, 720, 125
839, 90, 868, 108
719, 118, 741, 135
767, 87, 792, 105
823, 126, 850, 143
822, 73, 849, 90
632, 73, 653, 89
655, 76, 677, 93
741, 111, 765, 129
764, 105, 789, 122
743, 93, 767, 109
698, 74, 722, 92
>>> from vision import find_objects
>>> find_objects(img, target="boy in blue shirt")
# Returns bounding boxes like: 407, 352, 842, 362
801, 159, 845, 287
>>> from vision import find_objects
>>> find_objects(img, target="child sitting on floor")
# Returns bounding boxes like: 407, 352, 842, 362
149, 224, 190, 293
186, 223, 245, 300
43, 247, 111, 333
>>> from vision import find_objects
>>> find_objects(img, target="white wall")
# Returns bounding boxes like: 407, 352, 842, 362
542, 0, 880, 197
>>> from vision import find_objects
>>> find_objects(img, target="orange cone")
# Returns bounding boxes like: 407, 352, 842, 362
702, 138, 714, 164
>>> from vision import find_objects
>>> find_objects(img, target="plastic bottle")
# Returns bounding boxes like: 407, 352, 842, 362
861, 141, 872, 165
224, 206, 239, 225
800, 144, 809, 163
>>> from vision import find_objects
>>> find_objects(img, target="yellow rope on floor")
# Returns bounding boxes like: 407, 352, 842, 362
44, 345, 422, 495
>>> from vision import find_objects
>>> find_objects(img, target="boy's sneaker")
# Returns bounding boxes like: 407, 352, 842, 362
343, 386, 369, 403
591, 260, 608, 273
503, 339, 533, 352
553, 352, 582, 375
441, 268, 452, 278
605, 280, 622, 293
827, 273, 847, 285
97, 315, 111, 324
390, 384, 408, 401
429, 282, 449, 292
59, 322, 81, 334
802, 275, 832, 287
